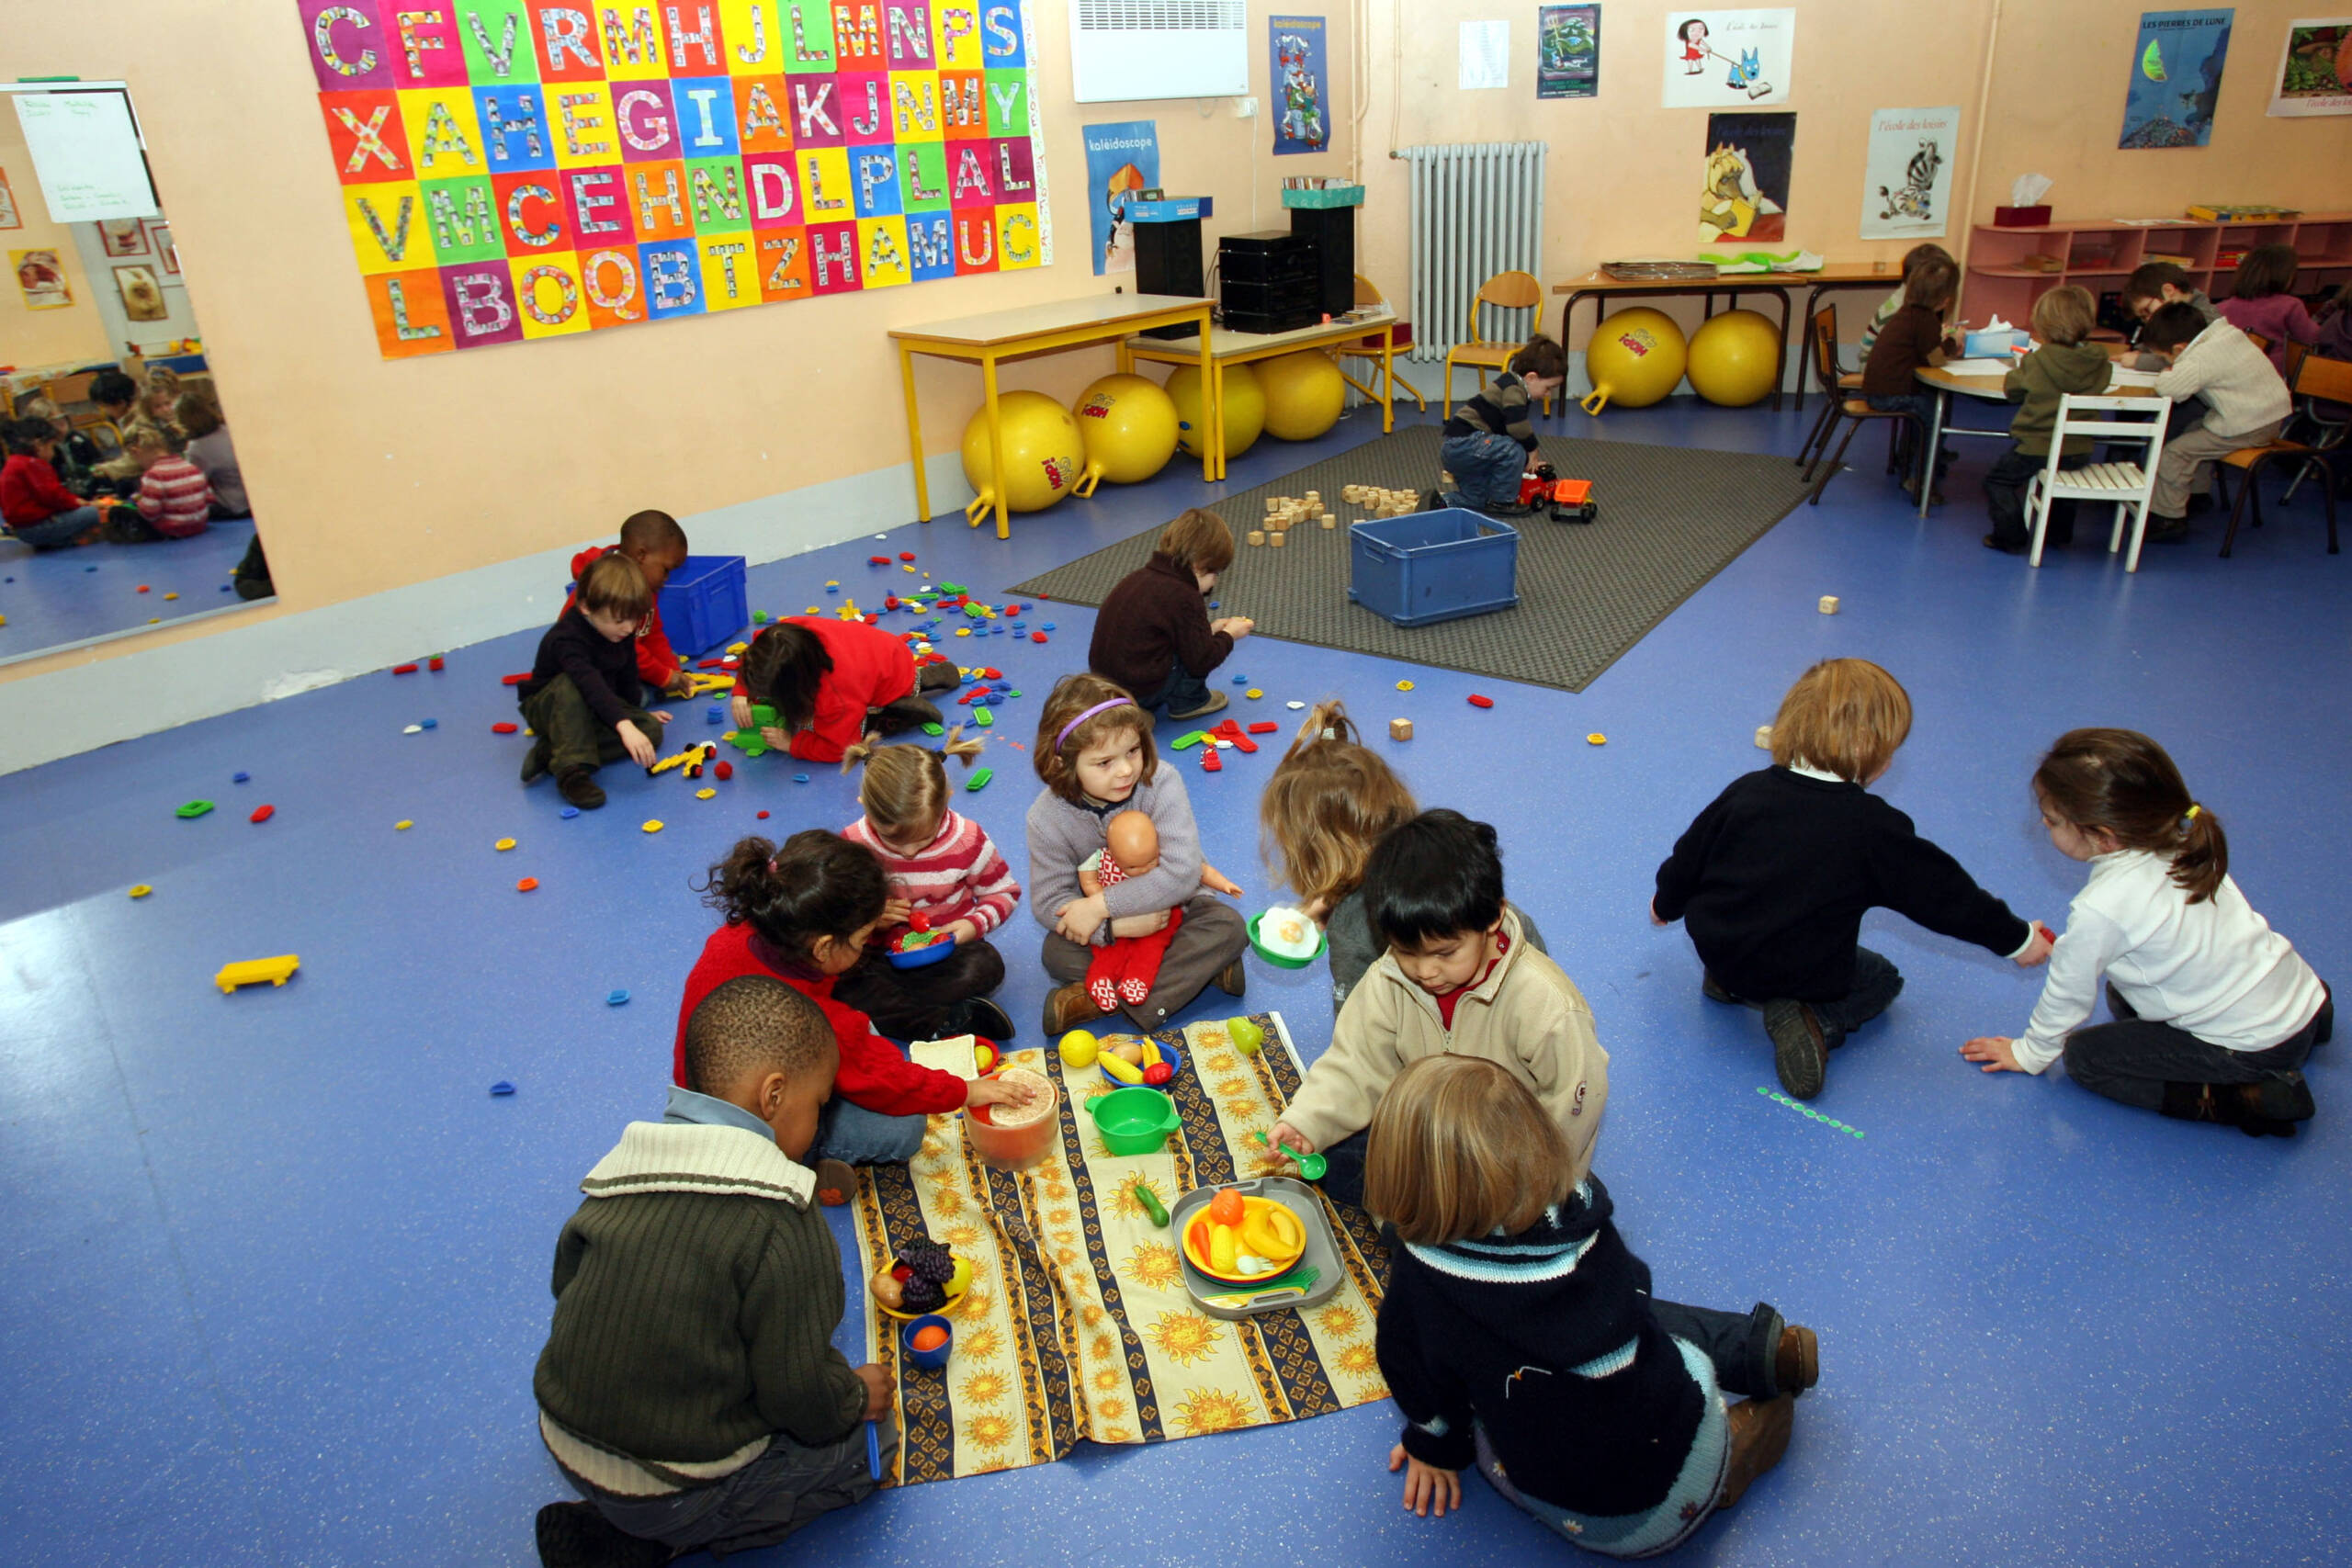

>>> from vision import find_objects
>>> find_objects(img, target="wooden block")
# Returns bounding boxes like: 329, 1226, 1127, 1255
1269, 530, 1287, 547
1389, 717, 1413, 740
1322, 515, 1337, 529
1247, 529, 1266, 547
1818, 595, 1839, 615
1754, 725, 1773, 750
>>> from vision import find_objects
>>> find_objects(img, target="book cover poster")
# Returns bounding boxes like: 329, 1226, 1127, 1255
13, 247, 71, 309
1700, 111, 1793, 245
1860, 107, 1961, 240
2121, 9, 2235, 146
1082, 120, 1158, 276
2268, 17, 2352, 115
1539, 6, 1601, 99
1271, 17, 1331, 152
1664, 10, 1793, 108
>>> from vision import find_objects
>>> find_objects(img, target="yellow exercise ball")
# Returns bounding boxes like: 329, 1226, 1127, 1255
1071, 373, 1180, 493
959, 391, 1085, 520
1687, 310, 1781, 408
1165, 362, 1265, 460
1578, 307, 1689, 414
1257, 349, 1346, 441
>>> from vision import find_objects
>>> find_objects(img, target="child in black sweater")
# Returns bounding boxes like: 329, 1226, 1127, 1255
1652, 659, 2050, 1099
1372, 1055, 1815, 1556
516, 552, 671, 810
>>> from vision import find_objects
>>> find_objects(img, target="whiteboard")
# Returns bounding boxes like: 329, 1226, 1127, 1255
9, 87, 157, 224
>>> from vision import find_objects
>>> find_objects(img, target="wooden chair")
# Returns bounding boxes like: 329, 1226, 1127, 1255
1794, 305, 1868, 471
1335, 274, 1428, 412
1800, 309, 1925, 506
42, 375, 121, 456
1443, 270, 1551, 415
2213, 353, 2346, 558
2022, 395, 2170, 570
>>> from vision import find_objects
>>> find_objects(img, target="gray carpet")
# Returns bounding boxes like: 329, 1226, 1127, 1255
1006, 424, 1815, 693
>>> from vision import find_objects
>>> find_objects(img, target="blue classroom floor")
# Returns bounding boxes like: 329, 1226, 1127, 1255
0, 515, 262, 660
2, 395, 2346, 1567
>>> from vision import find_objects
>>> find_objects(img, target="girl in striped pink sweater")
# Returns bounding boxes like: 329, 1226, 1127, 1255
832, 731, 1021, 1043
105, 428, 210, 542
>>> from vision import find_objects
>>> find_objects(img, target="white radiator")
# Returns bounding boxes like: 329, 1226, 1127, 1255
1395, 141, 1547, 367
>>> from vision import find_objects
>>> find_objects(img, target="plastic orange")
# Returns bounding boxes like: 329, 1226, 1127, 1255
1208, 1189, 1246, 1227
910, 1325, 950, 1352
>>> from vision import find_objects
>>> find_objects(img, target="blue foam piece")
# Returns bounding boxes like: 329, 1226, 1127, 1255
794, 773, 809, 784
488, 1081, 515, 1097
707, 706, 725, 723
85, 565, 97, 572
232, 772, 250, 784
220, 584, 232, 591
1232, 675, 1249, 685
605, 989, 630, 1006
560, 807, 580, 819
419, 718, 437, 729
1042, 623, 1056, 631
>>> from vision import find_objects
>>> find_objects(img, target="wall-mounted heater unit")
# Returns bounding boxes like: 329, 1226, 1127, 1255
1069, 0, 1250, 103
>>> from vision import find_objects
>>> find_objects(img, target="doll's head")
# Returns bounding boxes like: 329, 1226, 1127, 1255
1106, 810, 1160, 875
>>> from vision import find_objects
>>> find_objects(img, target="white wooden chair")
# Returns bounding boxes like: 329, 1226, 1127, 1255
2027, 395, 2171, 571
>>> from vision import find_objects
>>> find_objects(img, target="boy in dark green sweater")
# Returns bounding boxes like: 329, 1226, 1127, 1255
533, 976, 895, 1567
1983, 285, 2114, 554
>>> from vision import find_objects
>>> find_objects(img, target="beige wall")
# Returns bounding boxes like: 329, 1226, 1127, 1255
4, 0, 2349, 693
0, 105, 115, 369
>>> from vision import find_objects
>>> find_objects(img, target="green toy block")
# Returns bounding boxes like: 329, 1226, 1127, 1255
974, 706, 993, 728
176, 799, 215, 818
1008, 690, 1021, 698
1170, 730, 1209, 750
940, 581, 966, 594
723, 704, 783, 757
922, 722, 944, 737
752, 610, 768, 624
967, 767, 992, 792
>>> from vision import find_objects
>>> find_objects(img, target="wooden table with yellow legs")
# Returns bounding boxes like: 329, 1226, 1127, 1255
889, 294, 1216, 539
1124, 309, 1400, 478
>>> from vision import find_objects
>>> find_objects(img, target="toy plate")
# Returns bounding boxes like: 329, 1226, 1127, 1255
1096, 1034, 1185, 1089
1182, 1194, 1309, 1284
887, 934, 958, 970
1248, 908, 1328, 969
874, 1280, 968, 1322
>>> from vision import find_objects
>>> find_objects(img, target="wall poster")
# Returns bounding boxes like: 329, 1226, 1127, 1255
1663, 9, 1792, 108
1081, 119, 1156, 276
1270, 17, 1330, 153
1860, 107, 1959, 240
2120, 9, 2234, 146
1538, 6, 1601, 100
1700, 110, 1792, 246
2268, 17, 2352, 115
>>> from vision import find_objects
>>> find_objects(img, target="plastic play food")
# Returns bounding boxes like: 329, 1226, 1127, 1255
911, 1325, 950, 1352
947, 1257, 975, 1297
1110, 1038, 1146, 1065
1248, 909, 1328, 969
1140, 1037, 1163, 1069
1134, 1181, 1169, 1226
870, 1272, 905, 1312
1100, 1052, 1143, 1085
902, 1314, 954, 1369
1227, 1017, 1266, 1055
1210, 1224, 1239, 1274
1209, 1189, 1246, 1227
1144, 1063, 1174, 1086
1058, 1029, 1101, 1068
967, 1066, 1057, 1171
973, 1041, 1000, 1075
876, 1237, 960, 1317
1182, 1195, 1309, 1283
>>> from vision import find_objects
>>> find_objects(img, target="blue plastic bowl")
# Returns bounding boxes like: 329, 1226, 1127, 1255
887, 935, 958, 970
1098, 1035, 1185, 1089
901, 1314, 954, 1369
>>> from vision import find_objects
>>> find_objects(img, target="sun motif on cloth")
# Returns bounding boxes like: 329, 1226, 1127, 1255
965, 1413, 1015, 1451
1125, 1242, 1184, 1292
1110, 1179, 1170, 1223
1146, 1311, 1222, 1366
1091, 1366, 1124, 1393
943, 1224, 984, 1253
960, 1325, 1003, 1360
1216, 1075, 1253, 1101
1080, 1079, 1118, 1101
1055, 1245, 1080, 1267
1335, 1342, 1381, 1380
1080, 1303, 1107, 1328
960, 1371, 1010, 1406
1090, 1331, 1116, 1361
1315, 1303, 1363, 1339
953, 1289, 992, 1322
1200, 1050, 1238, 1076
1173, 1388, 1255, 1435
926, 1185, 969, 1219
1096, 1396, 1127, 1420
1102, 1425, 1135, 1442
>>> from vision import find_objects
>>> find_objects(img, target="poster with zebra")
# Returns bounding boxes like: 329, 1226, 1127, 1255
1859, 107, 1959, 241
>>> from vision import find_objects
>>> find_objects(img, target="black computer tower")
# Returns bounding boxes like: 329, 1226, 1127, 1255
1134, 217, 1206, 339
1287, 204, 1355, 320
1218, 230, 1320, 334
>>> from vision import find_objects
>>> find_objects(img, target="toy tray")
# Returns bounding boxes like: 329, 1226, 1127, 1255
1168, 1175, 1345, 1321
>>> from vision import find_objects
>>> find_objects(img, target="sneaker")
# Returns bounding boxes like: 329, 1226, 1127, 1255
1042, 982, 1097, 1037
1762, 999, 1827, 1099
2245, 1073, 2317, 1132
1169, 690, 1227, 721
1982, 534, 2028, 555
813, 1157, 856, 1206
558, 767, 605, 809
2145, 513, 2189, 543
869, 696, 942, 737
1715, 1395, 1794, 1509
1775, 1325, 1819, 1398
947, 995, 1014, 1043
533, 1500, 669, 1568
1215, 957, 1247, 998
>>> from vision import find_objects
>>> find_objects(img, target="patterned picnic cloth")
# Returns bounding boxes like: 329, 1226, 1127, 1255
851, 1012, 1392, 1484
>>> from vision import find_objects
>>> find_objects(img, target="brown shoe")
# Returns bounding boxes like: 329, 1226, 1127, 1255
1170, 690, 1227, 721
1776, 1325, 1818, 1398
557, 766, 605, 809
1042, 982, 1096, 1037
813, 1157, 855, 1207
1716, 1394, 1794, 1509
1215, 957, 1247, 998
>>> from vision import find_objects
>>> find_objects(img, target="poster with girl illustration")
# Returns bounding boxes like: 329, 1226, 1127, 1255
1663, 10, 1794, 107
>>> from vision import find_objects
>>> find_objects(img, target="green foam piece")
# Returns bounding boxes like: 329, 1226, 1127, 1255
966, 767, 992, 792
176, 799, 214, 818
974, 706, 993, 728
940, 581, 965, 594
752, 610, 768, 624
1170, 730, 1209, 750
1007, 690, 1021, 698
922, 722, 944, 737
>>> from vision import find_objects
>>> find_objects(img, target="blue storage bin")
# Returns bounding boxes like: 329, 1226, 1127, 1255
1348, 509, 1520, 628
659, 555, 749, 656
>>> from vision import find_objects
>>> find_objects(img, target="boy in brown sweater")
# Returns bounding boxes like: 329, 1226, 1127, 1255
533, 975, 895, 1566
1088, 508, 1253, 722
1982, 285, 2113, 554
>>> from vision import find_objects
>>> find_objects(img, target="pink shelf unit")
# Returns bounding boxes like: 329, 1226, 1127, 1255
1963, 213, 2352, 334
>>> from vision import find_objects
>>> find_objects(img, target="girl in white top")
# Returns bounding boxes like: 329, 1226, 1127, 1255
1962, 728, 2331, 1137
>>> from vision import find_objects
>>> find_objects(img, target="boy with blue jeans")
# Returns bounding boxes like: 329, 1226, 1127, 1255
1440, 334, 1567, 514
0, 419, 103, 548
534, 976, 896, 1567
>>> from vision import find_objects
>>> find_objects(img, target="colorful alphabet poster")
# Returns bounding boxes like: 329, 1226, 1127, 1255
1538, 6, 1600, 99
2120, 9, 2234, 147
2268, 17, 2352, 116
1270, 17, 1329, 153
296, 1, 1054, 358
1700, 110, 1792, 247
1860, 106, 1959, 241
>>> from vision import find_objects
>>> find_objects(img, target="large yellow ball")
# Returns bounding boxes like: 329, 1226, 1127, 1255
1687, 310, 1781, 408
1256, 349, 1346, 441
1580, 307, 1688, 412
1166, 363, 1265, 459
1072, 373, 1180, 488
959, 390, 1085, 513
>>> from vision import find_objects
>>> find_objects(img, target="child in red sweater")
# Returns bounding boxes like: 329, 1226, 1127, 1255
679, 829, 1035, 1204
833, 732, 1022, 1044
728, 616, 960, 763
104, 428, 210, 542
570, 509, 697, 699
0, 418, 102, 549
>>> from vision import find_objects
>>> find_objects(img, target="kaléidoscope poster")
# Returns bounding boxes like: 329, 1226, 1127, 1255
1081, 119, 1156, 276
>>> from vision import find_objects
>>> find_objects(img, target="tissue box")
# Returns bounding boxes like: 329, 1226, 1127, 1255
1964, 328, 2032, 358
1993, 205, 2051, 228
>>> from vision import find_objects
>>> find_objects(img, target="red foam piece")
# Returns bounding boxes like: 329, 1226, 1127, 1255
502, 672, 530, 685
1247, 722, 1279, 734
1202, 749, 1222, 772
885, 595, 900, 609
899, 551, 916, 561
1229, 734, 1259, 753
983, 667, 1001, 679
715, 761, 733, 781
1031, 632, 1047, 643
428, 657, 445, 671
1467, 694, 1495, 708
1004, 605, 1021, 616
757, 809, 770, 819
137, 584, 150, 593
391, 663, 420, 675
492, 722, 518, 734
249, 805, 275, 824
869, 555, 891, 564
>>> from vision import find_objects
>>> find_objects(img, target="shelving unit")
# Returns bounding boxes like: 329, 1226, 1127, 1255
1962, 212, 2352, 333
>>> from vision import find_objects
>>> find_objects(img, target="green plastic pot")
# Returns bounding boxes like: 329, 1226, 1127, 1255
1088, 1086, 1181, 1156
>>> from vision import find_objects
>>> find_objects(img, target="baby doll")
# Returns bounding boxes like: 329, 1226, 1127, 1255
1078, 810, 1243, 1011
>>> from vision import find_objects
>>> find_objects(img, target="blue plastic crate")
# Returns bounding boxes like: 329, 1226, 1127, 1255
1347, 509, 1520, 627
659, 555, 749, 656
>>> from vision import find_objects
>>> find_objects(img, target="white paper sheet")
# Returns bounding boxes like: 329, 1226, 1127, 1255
1460, 21, 1510, 89
10, 89, 156, 223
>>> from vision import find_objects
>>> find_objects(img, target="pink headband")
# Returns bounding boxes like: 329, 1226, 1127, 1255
1056, 698, 1135, 751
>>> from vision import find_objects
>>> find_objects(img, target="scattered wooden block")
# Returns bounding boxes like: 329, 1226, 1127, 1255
1818, 595, 1840, 615
1389, 717, 1413, 740
1755, 725, 1773, 749
1248, 529, 1267, 547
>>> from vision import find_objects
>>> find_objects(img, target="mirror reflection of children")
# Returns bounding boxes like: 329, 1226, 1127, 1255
1076, 810, 1243, 1011
0, 417, 106, 549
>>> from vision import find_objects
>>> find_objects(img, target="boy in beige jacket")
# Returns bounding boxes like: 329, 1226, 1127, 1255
1268, 810, 1607, 1206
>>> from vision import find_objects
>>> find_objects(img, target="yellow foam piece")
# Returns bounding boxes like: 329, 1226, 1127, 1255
1587, 733, 1607, 745
395, 820, 413, 829
1245, 688, 1262, 699
215, 954, 300, 993
1396, 680, 1415, 692
129, 884, 152, 898
696, 787, 716, 799
495, 838, 515, 851
642, 819, 664, 832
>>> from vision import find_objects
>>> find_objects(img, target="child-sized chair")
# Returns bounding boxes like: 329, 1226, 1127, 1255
2023, 394, 2169, 571
1794, 305, 1868, 474
1336, 274, 1428, 413
1443, 270, 1551, 415
1799, 311, 1925, 508
2213, 352, 2346, 558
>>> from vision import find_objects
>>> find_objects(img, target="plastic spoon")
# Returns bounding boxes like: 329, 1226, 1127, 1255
1253, 1129, 1329, 1180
